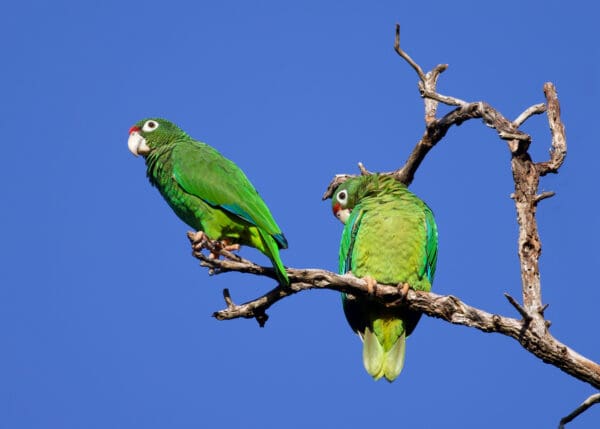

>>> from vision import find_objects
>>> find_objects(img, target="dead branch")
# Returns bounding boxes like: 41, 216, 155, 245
192, 238, 600, 390
322, 25, 541, 195
514, 103, 547, 127
187, 25, 597, 421
539, 83, 567, 175
559, 393, 600, 428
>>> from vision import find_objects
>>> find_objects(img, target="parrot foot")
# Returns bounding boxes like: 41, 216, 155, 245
187, 231, 221, 258
390, 283, 410, 306
188, 230, 209, 251
362, 276, 377, 295
397, 282, 410, 300
221, 241, 240, 252
208, 240, 240, 259
187, 231, 241, 260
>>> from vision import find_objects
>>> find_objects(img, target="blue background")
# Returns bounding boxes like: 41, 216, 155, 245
2, 1, 599, 428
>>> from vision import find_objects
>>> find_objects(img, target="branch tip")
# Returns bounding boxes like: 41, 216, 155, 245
539, 82, 567, 176
504, 293, 532, 322
223, 288, 235, 310
394, 24, 425, 81
357, 162, 370, 175
433, 63, 448, 74
513, 103, 547, 127
255, 311, 269, 328
559, 393, 600, 428
534, 191, 556, 204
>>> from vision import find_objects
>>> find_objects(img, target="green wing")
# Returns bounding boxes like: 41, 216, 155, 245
171, 138, 287, 248
339, 208, 363, 274
422, 206, 438, 283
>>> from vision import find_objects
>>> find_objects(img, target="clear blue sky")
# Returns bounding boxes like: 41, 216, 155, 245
2, 1, 598, 428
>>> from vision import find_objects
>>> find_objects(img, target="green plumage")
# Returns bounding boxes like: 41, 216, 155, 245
128, 118, 288, 285
331, 174, 438, 381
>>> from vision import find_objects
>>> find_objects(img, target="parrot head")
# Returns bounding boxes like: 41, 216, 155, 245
331, 174, 400, 224
331, 178, 362, 224
128, 118, 185, 157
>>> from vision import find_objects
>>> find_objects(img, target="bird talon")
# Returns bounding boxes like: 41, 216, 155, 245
397, 282, 410, 301
362, 276, 377, 295
202, 239, 240, 260
222, 242, 240, 252
188, 230, 209, 251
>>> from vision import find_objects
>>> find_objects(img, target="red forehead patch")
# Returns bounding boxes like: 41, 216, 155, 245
332, 202, 341, 215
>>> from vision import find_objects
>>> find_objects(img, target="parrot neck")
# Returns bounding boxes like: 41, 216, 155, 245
145, 142, 176, 188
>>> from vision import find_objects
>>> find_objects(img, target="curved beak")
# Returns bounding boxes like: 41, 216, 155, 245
128, 126, 150, 156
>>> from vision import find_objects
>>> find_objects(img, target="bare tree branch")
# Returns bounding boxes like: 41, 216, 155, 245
507, 85, 568, 338
504, 293, 532, 323
394, 24, 425, 82
559, 393, 600, 428
390, 100, 533, 187
539, 83, 567, 176
357, 161, 371, 175
192, 238, 600, 390
514, 103, 547, 127
534, 191, 556, 204
185, 25, 597, 421
325, 25, 537, 192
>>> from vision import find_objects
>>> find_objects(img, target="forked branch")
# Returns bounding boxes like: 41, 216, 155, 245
188, 25, 596, 425
193, 238, 600, 391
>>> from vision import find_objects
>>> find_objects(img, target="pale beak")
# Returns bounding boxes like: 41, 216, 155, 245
128, 131, 150, 156
336, 208, 351, 224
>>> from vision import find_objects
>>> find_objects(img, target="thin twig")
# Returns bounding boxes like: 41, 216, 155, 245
357, 162, 371, 175
222, 288, 235, 309
420, 89, 467, 107
394, 24, 425, 81
534, 191, 556, 204
514, 103, 547, 127
504, 293, 532, 322
558, 393, 600, 428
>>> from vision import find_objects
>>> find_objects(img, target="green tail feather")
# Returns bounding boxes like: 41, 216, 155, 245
259, 230, 289, 286
362, 325, 406, 382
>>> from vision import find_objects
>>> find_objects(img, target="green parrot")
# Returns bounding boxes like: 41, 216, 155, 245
128, 117, 289, 285
330, 174, 438, 381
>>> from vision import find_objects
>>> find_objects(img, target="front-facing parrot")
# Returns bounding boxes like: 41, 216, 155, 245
128, 117, 289, 285
329, 174, 438, 381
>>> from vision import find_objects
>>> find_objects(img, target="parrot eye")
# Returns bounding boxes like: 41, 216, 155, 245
142, 120, 159, 132
337, 190, 348, 205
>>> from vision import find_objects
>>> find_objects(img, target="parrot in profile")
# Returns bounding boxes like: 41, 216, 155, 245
329, 174, 438, 381
128, 117, 289, 285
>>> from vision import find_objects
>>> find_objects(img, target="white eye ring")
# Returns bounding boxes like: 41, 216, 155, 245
142, 120, 159, 132
337, 190, 348, 205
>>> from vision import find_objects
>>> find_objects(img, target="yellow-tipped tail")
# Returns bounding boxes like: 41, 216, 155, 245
362, 326, 406, 382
